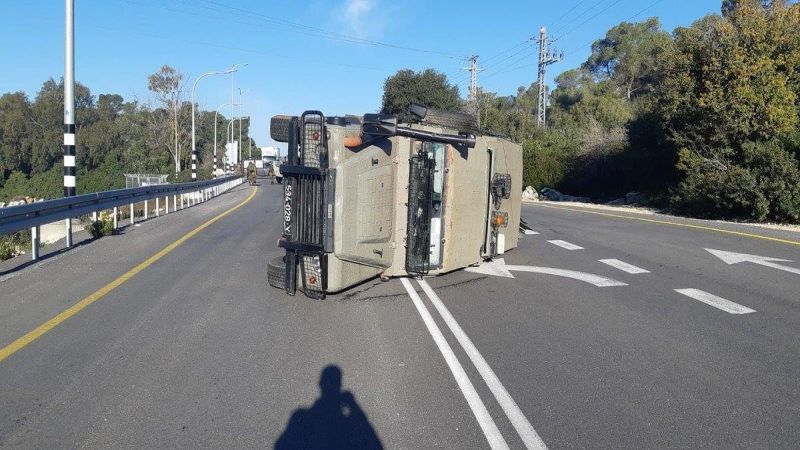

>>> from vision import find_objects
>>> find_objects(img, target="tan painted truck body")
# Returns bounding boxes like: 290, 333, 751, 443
271, 110, 521, 297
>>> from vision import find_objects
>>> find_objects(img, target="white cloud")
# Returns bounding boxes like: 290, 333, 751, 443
336, 0, 378, 39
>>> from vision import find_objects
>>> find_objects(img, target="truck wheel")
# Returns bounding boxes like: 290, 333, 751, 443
415, 106, 478, 133
270, 115, 294, 143
267, 255, 286, 289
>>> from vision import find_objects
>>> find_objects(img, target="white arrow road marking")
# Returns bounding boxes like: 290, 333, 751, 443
675, 288, 756, 315
465, 259, 627, 287
548, 240, 583, 250
418, 280, 548, 450
706, 248, 800, 276
400, 278, 510, 450
599, 259, 650, 274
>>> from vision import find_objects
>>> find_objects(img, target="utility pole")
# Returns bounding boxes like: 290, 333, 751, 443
462, 55, 483, 126
63, 0, 75, 247
536, 27, 562, 128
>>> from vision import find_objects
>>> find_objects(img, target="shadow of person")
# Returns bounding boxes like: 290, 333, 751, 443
275, 365, 383, 450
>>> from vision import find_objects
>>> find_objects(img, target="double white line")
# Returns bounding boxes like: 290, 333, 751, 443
401, 278, 547, 450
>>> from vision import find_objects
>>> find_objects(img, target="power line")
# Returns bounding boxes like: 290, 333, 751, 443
547, 0, 590, 29
480, 43, 535, 73
482, 39, 533, 66
482, 62, 537, 82
550, 0, 611, 37
120, 0, 465, 60
481, 49, 537, 81
557, 0, 627, 42
563, 0, 666, 56
193, 0, 466, 59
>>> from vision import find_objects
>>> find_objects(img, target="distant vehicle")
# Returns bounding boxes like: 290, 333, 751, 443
271, 160, 283, 184
267, 105, 522, 299
262, 146, 280, 165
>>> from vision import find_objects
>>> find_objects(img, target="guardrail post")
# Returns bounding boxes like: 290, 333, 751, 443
31, 226, 40, 261
155, 197, 160, 217
113, 206, 118, 230
164, 195, 169, 214
65, 219, 72, 248
144, 199, 149, 219
92, 211, 97, 222
173, 194, 177, 212
130, 203, 135, 225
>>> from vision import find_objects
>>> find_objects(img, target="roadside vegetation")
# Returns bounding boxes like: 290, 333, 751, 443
382, 0, 800, 223
0, 66, 256, 203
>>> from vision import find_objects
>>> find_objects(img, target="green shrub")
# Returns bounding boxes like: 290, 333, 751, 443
84, 221, 104, 239
0, 231, 31, 261
740, 141, 800, 223
521, 130, 575, 190
84, 219, 115, 238
671, 149, 769, 221
101, 219, 115, 236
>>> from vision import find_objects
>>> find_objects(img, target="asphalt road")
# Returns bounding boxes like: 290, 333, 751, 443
1, 182, 799, 449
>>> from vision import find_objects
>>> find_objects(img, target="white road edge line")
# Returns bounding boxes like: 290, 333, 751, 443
674, 288, 756, 315
598, 259, 650, 274
523, 230, 539, 235
547, 240, 583, 250
418, 279, 548, 450
400, 278, 510, 450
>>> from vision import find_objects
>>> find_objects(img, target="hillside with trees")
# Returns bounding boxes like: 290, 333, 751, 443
0, 65, 254, 202
382, 0, 800, 223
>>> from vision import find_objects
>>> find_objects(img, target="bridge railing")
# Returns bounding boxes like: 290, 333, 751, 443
0, 175, 244, 260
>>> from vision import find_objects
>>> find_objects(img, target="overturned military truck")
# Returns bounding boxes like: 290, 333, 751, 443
267, 104, 522, 299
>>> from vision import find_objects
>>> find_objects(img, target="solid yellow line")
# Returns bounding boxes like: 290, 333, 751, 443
531, 203, 800, 247
0, 186, 258, 364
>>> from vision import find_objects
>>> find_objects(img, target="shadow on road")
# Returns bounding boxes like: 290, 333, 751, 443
274, 365, 383, 450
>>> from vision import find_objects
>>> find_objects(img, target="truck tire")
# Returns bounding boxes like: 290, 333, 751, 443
270, 115, 294, 143
418, 107, 478, 133
267, 255, 286, 289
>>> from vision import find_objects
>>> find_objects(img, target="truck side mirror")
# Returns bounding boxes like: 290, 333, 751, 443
362, 114, 397, 136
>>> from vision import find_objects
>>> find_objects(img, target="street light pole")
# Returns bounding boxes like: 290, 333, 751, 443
238, 88, 243, 164
191, 64, 244, 180
63, 0, 75, 248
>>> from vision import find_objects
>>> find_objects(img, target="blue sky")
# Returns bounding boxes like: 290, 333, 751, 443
0, 0, 721, 149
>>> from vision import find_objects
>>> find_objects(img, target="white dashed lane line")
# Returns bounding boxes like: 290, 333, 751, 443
523, 230, 540, 235
547, 240, 584, 251
675, 288, 756, 315
599, 259, 650, 274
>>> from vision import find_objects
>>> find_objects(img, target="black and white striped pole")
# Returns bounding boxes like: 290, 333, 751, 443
63, 0, 76, 247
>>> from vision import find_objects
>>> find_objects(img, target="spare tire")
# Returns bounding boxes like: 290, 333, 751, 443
267, 255, 286, 289
270, 115, 294, 143
413, 105, 478, 133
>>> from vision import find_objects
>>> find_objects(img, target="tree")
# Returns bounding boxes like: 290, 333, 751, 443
658, 5, 799, 156
147, 65, 185, 174
381, 69, 463, 122
584, 18, 673, 100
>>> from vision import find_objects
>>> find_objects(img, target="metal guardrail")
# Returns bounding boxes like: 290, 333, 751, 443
0, 175, 244, 260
